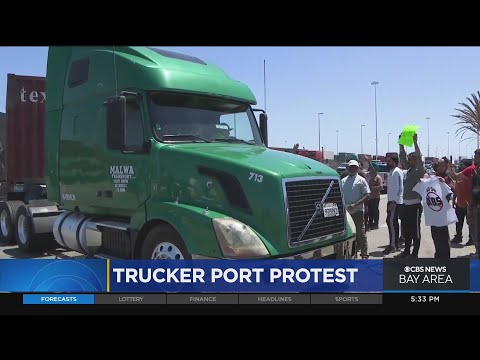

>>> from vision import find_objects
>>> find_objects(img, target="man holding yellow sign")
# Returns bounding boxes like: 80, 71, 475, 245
397, 130, 425, 259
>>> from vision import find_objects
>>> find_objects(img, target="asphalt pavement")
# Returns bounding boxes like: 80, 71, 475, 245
365, 195, 476, 259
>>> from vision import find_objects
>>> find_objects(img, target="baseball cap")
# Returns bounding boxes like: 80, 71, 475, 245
348, 160, 359, 167
370, 162, 379, 171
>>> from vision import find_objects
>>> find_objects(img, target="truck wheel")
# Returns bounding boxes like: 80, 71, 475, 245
141, 225, 191, 260
15, 206, 37, 251
0, 201, 24, 245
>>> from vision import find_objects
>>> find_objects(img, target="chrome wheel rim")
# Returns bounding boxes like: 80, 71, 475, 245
18, 214, 28, 245
0, 210, 8, 236
152, 242, 184, 260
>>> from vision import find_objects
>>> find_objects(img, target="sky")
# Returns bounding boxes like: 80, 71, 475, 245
1, 46, 479, 160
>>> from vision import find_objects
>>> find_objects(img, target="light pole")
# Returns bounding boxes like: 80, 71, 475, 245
284, 141, 287, 148
360, 124, 365, 154
447, 131, 450, 158
426, 117, 430, 157
371, 81, 379, 158
477, 124, 480, 150
318, 112, 323, 152
336, 130, 339, 155
461, 138, 475, 158
388, 132, 391, 152
263, 59, 267, 112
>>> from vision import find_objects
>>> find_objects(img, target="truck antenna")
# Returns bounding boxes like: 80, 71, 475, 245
263, 59, 267, 112
113, 46, 118, 96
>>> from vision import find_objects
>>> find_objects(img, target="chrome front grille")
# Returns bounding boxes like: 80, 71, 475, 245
284, 177, 346, 247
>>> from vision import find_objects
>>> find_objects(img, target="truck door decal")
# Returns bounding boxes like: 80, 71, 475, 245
110, 165, 136, 193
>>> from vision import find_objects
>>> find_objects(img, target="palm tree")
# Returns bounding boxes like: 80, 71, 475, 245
452, 91, 480, 149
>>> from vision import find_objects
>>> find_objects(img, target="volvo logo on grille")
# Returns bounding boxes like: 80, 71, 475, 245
296, 180, 335, 243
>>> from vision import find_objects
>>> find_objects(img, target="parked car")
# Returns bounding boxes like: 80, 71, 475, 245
425, 163, 435, 176
376, 163, 389, 194
336, 163, 349, 175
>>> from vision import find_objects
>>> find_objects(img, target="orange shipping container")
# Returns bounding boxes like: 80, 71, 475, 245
5, 74, 46, 190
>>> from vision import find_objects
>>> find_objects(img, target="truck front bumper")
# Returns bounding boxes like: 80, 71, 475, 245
279, 236, 355, 259
192, 236, 356, 260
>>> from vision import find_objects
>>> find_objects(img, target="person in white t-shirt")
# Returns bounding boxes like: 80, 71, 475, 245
412, 158, 458, 259
384, 154, 404, 255
341, 160, 371, 259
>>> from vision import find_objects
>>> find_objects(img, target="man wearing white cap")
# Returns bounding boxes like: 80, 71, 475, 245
341, 160, 371, 258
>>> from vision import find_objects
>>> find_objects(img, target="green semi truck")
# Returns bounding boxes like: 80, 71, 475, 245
0, 46, 356, 260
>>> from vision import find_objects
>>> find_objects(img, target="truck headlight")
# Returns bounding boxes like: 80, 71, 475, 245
346, 212, 356, 236
212, 218, 269, 259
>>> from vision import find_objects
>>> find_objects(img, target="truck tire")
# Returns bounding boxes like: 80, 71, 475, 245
15, 206, 36, 251
15, 206, 57, 252
0, 200, 24, 245
141, 225, 191, 260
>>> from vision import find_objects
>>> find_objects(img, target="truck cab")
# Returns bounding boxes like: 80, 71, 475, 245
3, 46, 356, 260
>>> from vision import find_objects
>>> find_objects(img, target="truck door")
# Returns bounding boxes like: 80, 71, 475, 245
106, 96, 151, 216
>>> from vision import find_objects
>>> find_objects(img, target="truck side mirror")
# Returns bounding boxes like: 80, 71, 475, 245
259, 113, 268, 147
105, 96, 126, 150
143, 139, 152, 152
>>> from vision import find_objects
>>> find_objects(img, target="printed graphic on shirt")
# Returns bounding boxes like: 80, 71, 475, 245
426, 187, 443, 212
412, 177, 457, 227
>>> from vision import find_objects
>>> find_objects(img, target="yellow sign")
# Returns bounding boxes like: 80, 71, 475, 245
398, 124, 420, 147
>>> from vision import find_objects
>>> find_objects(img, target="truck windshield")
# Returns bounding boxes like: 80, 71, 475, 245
148, 92, 263, 145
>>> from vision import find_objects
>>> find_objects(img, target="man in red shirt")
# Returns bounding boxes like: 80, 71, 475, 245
452, 161, 473, 245
447, 150, 480, 257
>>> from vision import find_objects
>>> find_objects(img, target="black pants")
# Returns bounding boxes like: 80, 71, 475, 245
386, 202, 400, 248
470, 206, 480, 255
431, 226, 451, 259
364, 203, 369, 231
455, 206, 471, 241
401, 203, 423, 256
368, 198, 380, 227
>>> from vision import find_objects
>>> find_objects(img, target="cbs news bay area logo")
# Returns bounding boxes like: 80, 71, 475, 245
401, 265, 453, 284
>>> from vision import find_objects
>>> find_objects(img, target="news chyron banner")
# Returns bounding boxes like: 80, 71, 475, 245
0, 260, 382, 293
472, 260, 480, 291
0, 260, 107, 293
0, 259, 480, 294
109, 260, 382, 292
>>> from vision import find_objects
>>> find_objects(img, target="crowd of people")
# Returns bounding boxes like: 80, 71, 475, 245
340, 133, 479, 259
